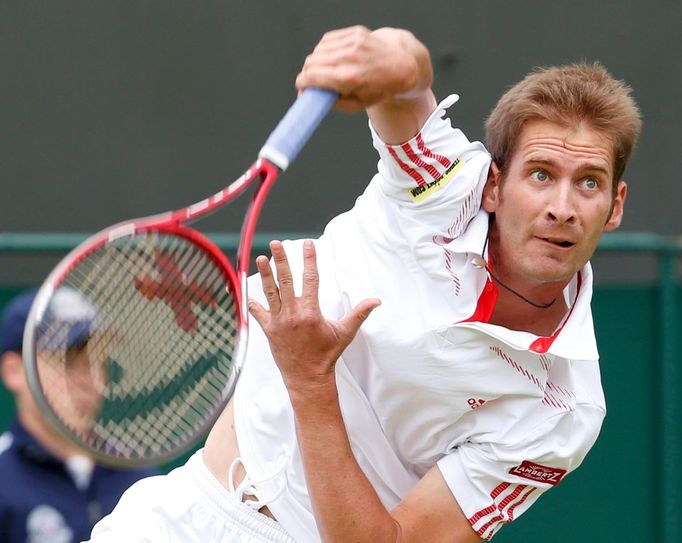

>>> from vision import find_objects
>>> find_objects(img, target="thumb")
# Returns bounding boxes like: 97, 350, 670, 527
248, 298, 269, 327
338, 298, 381, 340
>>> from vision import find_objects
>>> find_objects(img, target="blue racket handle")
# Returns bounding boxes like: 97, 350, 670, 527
259, 88, 337, 171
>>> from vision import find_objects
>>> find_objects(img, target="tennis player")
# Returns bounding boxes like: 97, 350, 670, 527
88, 25, 641, 542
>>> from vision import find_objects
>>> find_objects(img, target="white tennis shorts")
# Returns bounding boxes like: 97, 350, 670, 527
86, 450, 296, 543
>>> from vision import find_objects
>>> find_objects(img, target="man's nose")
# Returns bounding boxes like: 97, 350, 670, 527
545, 181, 577, 224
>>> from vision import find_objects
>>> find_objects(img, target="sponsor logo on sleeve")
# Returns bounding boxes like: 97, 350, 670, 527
408, 157, 465, 202
509, 461, 567, 486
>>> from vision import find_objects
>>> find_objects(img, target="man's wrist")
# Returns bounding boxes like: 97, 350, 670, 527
285, 373, 339, 411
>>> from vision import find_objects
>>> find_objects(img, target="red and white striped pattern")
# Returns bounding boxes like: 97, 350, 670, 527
543, 380, 576, 412
490, 347, 576, 412
442, 242, 462, 295
490, 346, 544, 390
385, 133, 452, 187
469, 482, 538, 540
446, 186, 479, 239
389, 131, 477, 298
437, 185, 482, 296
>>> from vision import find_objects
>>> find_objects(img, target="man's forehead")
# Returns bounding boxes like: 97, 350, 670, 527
523, 153, 612, 175
515, 119, 615, 173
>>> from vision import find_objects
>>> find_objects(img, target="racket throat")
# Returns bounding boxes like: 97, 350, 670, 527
236, 160, 281, 278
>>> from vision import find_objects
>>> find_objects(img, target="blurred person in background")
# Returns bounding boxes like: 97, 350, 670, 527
0, 289, 157, 543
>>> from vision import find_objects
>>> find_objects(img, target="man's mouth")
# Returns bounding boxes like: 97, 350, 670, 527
539, 237, 575, 248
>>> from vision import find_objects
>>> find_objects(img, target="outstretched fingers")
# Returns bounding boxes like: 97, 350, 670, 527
250, 241, 305, 326
248, 255, 275, 328
270, 240, 296, 303
250, 239, 380, 340
338, 297, 382, 343
301, 240, 320, 310
254, 252, 280, 315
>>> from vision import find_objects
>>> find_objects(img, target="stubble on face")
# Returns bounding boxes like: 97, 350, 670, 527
485, 119, 623, 295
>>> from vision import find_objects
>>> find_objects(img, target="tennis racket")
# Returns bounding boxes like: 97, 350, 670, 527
22, 88, 337, 467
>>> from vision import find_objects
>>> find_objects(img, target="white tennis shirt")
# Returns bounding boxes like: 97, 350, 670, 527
234, 95, 606, 542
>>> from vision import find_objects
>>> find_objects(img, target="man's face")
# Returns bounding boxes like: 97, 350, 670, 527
482, 119, 627, 288
39, 345, 105, 435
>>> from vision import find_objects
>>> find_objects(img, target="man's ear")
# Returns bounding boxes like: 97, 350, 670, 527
604, 180, 628, 231
0, 352, 26, 394
482, 162, 502, 213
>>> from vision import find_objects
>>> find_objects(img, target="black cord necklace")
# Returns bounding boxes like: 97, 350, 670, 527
485, 267, 557, 309
481, 236, 557, 310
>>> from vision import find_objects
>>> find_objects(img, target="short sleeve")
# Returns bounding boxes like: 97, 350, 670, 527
437, 405, 604, 540
366, 94, 491, 241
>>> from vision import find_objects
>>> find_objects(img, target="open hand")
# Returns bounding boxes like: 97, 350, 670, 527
248, 240, 381, 394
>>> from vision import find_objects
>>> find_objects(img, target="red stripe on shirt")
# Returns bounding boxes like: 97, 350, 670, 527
498, 484, 527, 512
469, 504, 497, 526
507, 487, 537, 521
476, 514, 504, 539
416, 133, 451, 168
386, 145, 427, 186
443, 248, 461, 295
476, 485, 529, 538
401, 142, 441, 181
469, 483, 510, 525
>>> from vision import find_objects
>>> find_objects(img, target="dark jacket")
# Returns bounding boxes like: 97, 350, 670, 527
0, 418, 156, 543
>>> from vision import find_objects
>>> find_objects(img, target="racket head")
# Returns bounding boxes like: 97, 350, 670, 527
23, 224, 246, 467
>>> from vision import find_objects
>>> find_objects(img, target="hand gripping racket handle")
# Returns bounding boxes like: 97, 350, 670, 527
259, 88, 337, 171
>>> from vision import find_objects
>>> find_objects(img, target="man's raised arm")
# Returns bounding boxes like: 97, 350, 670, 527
295, 26, 437, 144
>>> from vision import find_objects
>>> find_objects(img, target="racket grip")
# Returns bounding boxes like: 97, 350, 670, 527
259, 88, 337, 171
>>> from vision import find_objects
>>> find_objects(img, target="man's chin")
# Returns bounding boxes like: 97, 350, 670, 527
523, 260, 580, 286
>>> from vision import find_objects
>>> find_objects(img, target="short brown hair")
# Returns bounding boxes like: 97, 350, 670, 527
485, 62, 642, 185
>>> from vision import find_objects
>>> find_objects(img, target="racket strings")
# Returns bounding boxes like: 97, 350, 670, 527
34, 232, 240, 461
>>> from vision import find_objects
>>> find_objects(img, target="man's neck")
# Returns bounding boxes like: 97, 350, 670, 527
485, 228, 572, 336
488, 286, 569, 337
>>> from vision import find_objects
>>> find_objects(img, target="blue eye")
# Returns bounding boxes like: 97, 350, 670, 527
582, 177, 599, 190
530, 170, 549, 182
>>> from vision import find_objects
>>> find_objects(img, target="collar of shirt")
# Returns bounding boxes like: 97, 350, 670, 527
446, 210, 599, 361
9, 419, 102, 477
8, 418, 64, 466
